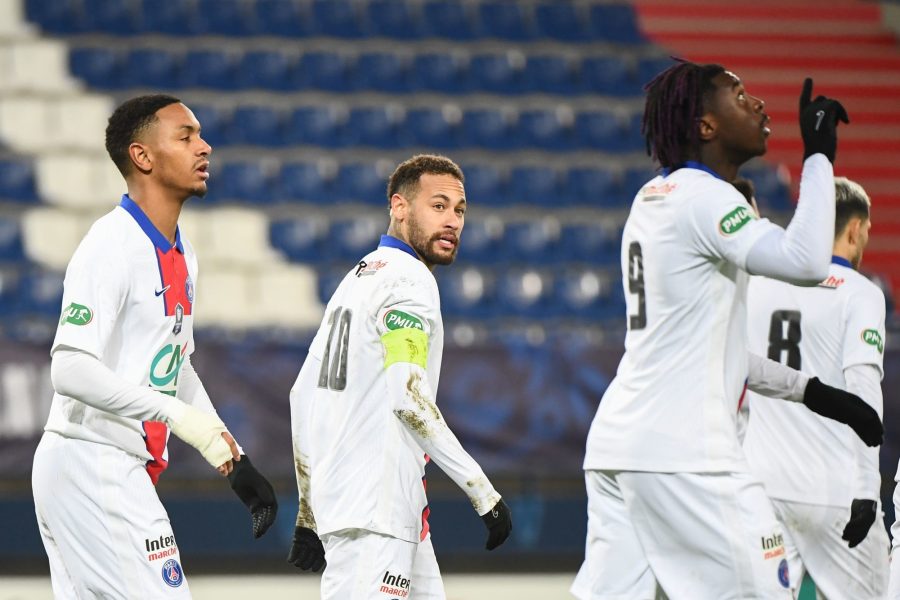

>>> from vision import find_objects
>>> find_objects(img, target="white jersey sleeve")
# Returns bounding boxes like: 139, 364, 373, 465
842, 284, 886, 376
846, 364, 883, 498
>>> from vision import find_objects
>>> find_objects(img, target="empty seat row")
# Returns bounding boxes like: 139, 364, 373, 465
30, 0, 644, 44
70, 46, 667, 97
170, 104, 647, 152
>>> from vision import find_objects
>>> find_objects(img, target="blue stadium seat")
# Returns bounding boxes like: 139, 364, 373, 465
438, 266, 497, 318
574, 110, 624, 151
421, 0, 476, 39
534, 2, 590, 42
478, 2, 535, 40
524, 55, 579, 95
229, 106, 284, 146
496, 268, 553, 318
589, 4, 644, 44
0, 160, 38, 203
25, 0, 80, 34
254, 0, 314, 37
468, 53, 525, 94
559, 223, 620, 264
139, 0, 198, 35
0, 269, 21, 316
580, 56, 636, 96
456, 216, 505, 263
211, 161, 272, 203
411, 52, 468, 93
17, 270, 64, 318
623, 166, 659, 197
638, 57, 676, 88
367, 0, 424, 38
345, 107, 403, 148
508, 166, 561, 205
270, 218, 329, 262
278, 161, 335, 201
189, 104, 232, 148
405, 107, 462, 149
312, 0, 364, 37
196, 0, 254, 35
123, 48, 181, 89
180, 49, 238, 90
283, 106, 347, 147
502, 219, 562, 263
623, 112, 647, 152
741, 167, 792, 211
0, 218, 24, 260
83, 0, 138, 33
334, 163, 387, 204
461, 108, 517, 150
518, 109, 573, 150
565, 167, 620, 208
294, 51, 353, 92
327, 216, 385, 260
461, 164, 507, 206
354, 52, 411, 93
553, 268, 616, 319
316, 264, 348, 303
69, 47, 124, 90
237, 50, 294, 91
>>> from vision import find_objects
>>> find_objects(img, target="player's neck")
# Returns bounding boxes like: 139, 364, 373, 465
696, 151, 740, 183
125, 186, 184, 244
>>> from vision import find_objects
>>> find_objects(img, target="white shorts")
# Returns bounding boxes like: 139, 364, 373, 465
572, 470, 792, 600
320, 529, 444, 600
32, 432, 191, 600
772, 498, 887, 600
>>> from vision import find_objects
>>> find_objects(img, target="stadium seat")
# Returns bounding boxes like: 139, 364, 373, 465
565, 166, 621, 208
278, 160, 337, 202
524, 54, 579, 95
345, 106, 404, 148
123, 48, 181, 90
580, 56, 636, 96
334, 162, 391, 205
17, 270, 64, 318
206, 161, 272, 204
559, 222, 620, 264
0, 268, 20, 316
180, 49, 238, 90
496, 268, 553, 318
367, 0, 424, 38
270, 217, 331, 262
327, 215, 386, 260
508, 166, 561, 205
354, 52, 411, 93
638, 57, 676, 88
69, 47, 123, 90
0, 159, 38, 203
438, 266, 497, 318
574, 110, 622, 151
203, 207, 280, 266
456, 215, 505, 264
468, 52, 526, 94
411, 52, 469, 93
478, 1, 535, 41
316, 263, 350, 303
83, 0, 138, 34
502, 218, 562, 263
283, 106, 347, 147
461, 108, 517, 150
21, 208, 89, 270
237, 50, 294, 91
421, 0, 476, 39
404, 106, 462, 149
553, 268, 617, 319
253, 265, 324, 328
192, 268, 255, 328
0, 218, 24, 260
312, 0, 364, 37
254, 0, 314, 37
196, 0, 254, 36
518, 109, 574, 150
25, 0, 80, 34
189, 104, 232, 148
623, 166, 660, 197
229, 106, 284, 147
461, 163, 507, 206
138, 0, 198, 35
741, 166, 792, 211
534, 2, 590, 42
589, 4, 644, 44
294, 51, 353, 92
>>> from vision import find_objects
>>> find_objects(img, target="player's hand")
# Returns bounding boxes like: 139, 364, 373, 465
802, 377, 883, 446
227, 454, 278, 538
798, 77, 849, 163
216, 432, 241, 476
480, 499, 512, 550
287, 526, 326, 572
841, 498, 877, 548
165, 399, 234, 469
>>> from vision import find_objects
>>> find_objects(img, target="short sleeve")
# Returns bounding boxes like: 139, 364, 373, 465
842, 284, 886, 378
374, 275, 439, 340
686, 180, 780, 270
51, 232, 127, 360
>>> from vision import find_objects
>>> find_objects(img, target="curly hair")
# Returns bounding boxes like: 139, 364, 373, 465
105, 94, 181, 176
386, 154, 464, 206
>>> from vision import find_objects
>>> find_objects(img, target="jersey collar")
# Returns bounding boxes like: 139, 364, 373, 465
379, 235, 419, 261
661, 161, 725, 181
831, 255, 853, 268
120, 194, 184, 253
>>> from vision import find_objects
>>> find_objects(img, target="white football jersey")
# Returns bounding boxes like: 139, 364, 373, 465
743, 260, 886, 506
292, 237, 445, 543
584, 164, 787, 473
45, 196, 197, 484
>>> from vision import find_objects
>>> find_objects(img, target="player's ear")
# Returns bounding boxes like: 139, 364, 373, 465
389, 193, 409, 221
128, 142, 152, 174
697, 114, 716, 142
846, 217, 862, 246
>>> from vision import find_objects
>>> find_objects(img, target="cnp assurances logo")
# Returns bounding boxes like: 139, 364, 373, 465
149, 343, 188, 396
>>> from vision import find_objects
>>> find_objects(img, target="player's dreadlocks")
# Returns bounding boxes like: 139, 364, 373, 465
105, 94, 182, 177
387, 154, 465, 206
642, 59, 726, 169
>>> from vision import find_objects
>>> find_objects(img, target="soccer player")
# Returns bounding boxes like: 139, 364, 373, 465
31, 95, 278, 599
287, 154, 512, 599
572, 60, 882, 599
744, 177, 888, 599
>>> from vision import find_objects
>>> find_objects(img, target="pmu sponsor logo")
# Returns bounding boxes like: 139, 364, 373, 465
862, 328, 884, 354
817, 275, 845, 289
161, 558, 183, 588
379, 570, 411, 597
145, 535, 178, 562
718, 205, 755, 236
761, 533, 785, 560
384, 309, 424, 331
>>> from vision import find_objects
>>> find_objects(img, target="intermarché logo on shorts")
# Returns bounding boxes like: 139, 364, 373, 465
379, 570, 411, 597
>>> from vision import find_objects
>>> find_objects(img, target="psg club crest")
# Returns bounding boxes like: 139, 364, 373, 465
777, 558, 790, 588
185, 276, 194, 304
161, 558, 183, 587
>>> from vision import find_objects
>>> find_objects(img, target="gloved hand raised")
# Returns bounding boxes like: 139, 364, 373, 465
841, 498, 877, 548
227, 455, 278, 538
287, 526, 326, 572
799, 77, 849, 163
803, 377, 882, 446
480, 499, 512, 550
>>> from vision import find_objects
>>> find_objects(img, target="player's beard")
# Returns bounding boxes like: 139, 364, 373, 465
407, 216, 458, 267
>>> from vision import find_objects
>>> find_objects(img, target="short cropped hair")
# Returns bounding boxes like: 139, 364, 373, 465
386, 154, 464, 206
105, 94, 181, 177
834, 177, 871, 239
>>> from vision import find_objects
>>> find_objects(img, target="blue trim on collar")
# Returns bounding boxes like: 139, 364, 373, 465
378, 235, 419, 260
661, 161, 725, 181
831, 255, 853, 268
120, 195, 183, 253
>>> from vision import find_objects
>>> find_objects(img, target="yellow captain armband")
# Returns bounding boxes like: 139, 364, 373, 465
381, 327, 429, 369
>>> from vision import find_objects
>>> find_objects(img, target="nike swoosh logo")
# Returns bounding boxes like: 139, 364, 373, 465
154, 285, 171, 297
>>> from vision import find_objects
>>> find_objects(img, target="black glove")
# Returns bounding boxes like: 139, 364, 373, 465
803, 377, 883, 447
799, 77, 849, 163
227, 455, 278, 539
287, 526, 326, 572
480, 499, 512, 550
841, 498, 877, 548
